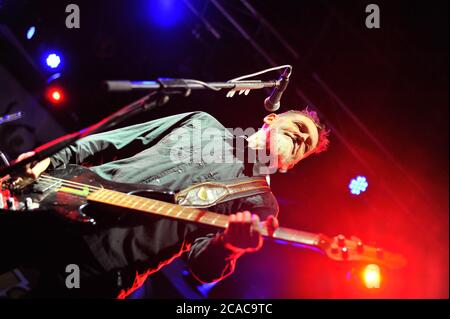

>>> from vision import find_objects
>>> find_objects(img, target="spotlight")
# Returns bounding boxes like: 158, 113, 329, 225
45, 53, 62, 69
349, 176, 368, 195
46, 87, 65, 104
149, 0, 185, 27
26, 26, 36, 40
363, 264, 381, 288
196, 282, 218, 297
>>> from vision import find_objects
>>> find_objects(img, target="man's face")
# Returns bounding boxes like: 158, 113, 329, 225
263, 112, 319, 171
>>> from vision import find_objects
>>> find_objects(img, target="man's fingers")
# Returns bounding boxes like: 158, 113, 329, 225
30, 158, 51, 179
16, 151, 35, 162
251, 214, 261, 233
266, 215, 279, 230
243, 211, 252, 223
261, 215, 279, 237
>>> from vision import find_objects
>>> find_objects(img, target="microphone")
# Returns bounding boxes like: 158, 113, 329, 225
264, 68, 291, 112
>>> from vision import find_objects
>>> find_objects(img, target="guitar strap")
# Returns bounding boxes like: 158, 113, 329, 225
174, 176, 271, 208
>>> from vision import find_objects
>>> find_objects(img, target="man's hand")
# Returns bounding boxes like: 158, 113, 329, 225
221, 211, 279, 254
14, 151, 51, 180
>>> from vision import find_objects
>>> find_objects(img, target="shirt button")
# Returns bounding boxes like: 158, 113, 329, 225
155, 179, 160, 183
177, 169, 182, 173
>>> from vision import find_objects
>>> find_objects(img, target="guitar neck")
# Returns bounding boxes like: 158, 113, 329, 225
87, 189, 323, 249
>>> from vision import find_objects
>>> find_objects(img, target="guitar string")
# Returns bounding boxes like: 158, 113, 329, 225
22, 177, 332, 256
34, 177, 233, 224
22, 177, 324, 246
36, 178, 98, 193
40, 174, 102, 191
22, 178, 324, 249
35, 179, 233, 226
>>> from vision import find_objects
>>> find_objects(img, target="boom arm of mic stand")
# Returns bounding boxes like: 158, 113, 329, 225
104, 79, 278, 92
0, 91, 165, 177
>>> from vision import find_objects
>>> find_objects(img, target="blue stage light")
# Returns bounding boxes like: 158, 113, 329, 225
26, 26, 36, 40
349, 176, 368, 195
149, 0, 185, 27
45, 53, 61, 69
196, 282, 218, 297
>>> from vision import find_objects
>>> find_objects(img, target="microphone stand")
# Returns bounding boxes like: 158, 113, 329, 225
0, 78, 279, 177
0, 91, 165, 178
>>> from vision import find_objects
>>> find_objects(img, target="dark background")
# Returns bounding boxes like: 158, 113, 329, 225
0, 0, 448, 298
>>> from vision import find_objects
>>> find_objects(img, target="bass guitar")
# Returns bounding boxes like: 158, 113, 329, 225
1, 164, 406, 269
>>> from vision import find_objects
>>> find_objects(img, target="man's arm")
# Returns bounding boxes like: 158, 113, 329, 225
49, 112, 204, 168
13, 111, 207, 178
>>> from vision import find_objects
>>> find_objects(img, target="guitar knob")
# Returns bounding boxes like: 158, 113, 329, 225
357, 241, 364, 253
337, 234, 346, 247
6, 197, 15, 210
25, 197, 33, 210
341, 247, 349, 259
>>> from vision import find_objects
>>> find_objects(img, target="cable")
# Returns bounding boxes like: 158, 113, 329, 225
174, 65, 293, 92
227, 64, 292, 82
183, 79, 222, 91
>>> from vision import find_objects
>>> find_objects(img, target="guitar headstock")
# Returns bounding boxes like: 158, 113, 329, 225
317, 233, 407, 269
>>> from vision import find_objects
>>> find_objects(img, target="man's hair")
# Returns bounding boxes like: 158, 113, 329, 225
282, 108, 330, 154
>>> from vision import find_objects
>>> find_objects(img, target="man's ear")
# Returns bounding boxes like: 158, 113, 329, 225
263, 113, 278, 125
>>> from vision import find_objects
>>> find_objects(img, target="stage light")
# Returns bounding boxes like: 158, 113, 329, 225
45, 53, 61, 69
51, 91, 61, 101
46, 73, 62, 84
149, 0, 185, 27
26, 26, 36, 40
363, 264, 381, 288
196, 282, 218, 297
349, 175, 368, 195
46, 87, 65, 104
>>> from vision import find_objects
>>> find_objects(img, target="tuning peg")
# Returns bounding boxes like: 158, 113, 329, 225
244, 89, 250, 95
337, 234, 346, 247
238, 90, 245, 95
25, 197, 33, 210
6, 197, 15, 210
376, 248, 384, 259
341, 247, 349, 259
357, 241, 364, 254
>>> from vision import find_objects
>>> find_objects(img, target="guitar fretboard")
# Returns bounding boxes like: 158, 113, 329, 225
87, 189, 321, 247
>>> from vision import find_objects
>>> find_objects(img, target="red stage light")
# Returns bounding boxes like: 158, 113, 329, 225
51, 91, 61, 101
46, 87, 64, 104
363, 264, 381, 289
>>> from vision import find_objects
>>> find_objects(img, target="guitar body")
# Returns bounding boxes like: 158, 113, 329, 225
7, 164, 175, 226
